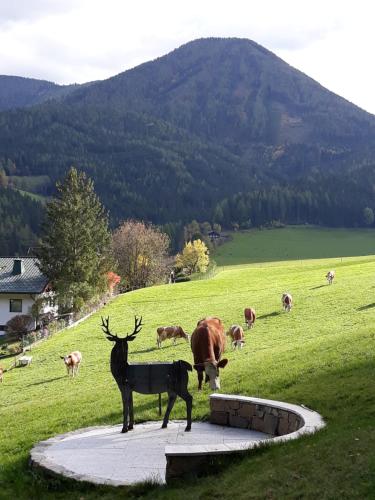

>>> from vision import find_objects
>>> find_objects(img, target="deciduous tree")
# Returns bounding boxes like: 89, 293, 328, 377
363, 207, 374, 226
6, 314, 34, 338
175, 239, 209, 274
112, 220, 170, 289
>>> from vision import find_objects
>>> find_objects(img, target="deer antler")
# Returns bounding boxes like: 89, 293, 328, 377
125, 316, 143, 341
101, 316, 118, 340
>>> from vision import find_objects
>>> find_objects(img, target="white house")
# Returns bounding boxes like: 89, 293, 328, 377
0, 258, 56, 334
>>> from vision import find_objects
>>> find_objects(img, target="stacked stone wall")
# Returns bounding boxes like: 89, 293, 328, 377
210, 396, 304, 435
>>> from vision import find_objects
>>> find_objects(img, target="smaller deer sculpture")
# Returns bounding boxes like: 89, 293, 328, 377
102, 316, 193, 433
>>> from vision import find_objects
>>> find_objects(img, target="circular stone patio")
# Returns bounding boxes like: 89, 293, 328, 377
30, 420, 269, 486
31, 395, 325, 486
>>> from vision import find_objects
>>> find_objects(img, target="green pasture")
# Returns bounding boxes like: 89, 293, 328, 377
214, 226, 375, 265
1, 254, 375, 498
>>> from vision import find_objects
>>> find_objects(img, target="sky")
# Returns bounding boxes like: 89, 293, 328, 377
1, 0, 375, 113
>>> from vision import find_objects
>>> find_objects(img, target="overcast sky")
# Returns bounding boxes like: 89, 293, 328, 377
1, 1, 375, 113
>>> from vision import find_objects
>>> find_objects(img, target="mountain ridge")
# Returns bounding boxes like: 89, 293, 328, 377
1, 36, 375, 254
64, 37, 375, 150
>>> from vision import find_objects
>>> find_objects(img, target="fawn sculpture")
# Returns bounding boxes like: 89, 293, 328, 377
102, 316, 193, 432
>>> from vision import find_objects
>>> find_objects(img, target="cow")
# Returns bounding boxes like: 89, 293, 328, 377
282, 293, 293, 312
60, 351, 82, 377
0, 366, 3, 383
326, 270, 335, 285
244, 307, 256, 329
156, 326, 190, 349
226, 325, 245, 349
191, 317, 228, 391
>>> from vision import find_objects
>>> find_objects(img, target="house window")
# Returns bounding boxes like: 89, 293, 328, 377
9, 299, 22, 313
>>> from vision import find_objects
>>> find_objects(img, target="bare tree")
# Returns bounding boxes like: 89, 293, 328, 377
6, 315, 34, 339
112, 220, 170, 289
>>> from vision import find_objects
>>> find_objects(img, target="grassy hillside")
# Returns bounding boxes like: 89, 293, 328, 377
214, 227, 375, 265
1, 253, 375, 498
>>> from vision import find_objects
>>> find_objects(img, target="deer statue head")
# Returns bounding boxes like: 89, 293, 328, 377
101, 316, 143, 372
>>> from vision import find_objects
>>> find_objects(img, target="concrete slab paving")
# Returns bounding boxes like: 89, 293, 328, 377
31, 421, 268, 486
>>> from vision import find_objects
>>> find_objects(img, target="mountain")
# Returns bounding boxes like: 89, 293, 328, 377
0, 75, 86, 111
1, 37, 375, 252
0, 102, 252, 225
67, 38, 375, 151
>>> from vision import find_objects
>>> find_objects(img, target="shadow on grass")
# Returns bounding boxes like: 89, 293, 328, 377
357, 303, 375, 311
258, 311, 281, 319
26, 376, 66, 387
130, 346, 157, 355
0, 352, 19, 361
131, 342, 188, 355
310, 285, 326, 290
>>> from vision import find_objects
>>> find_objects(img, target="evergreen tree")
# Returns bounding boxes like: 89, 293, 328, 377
37, 167, 111, 311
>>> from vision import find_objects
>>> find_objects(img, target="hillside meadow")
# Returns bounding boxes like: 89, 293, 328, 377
214, 226, 375, 266
1, 249, 375, 498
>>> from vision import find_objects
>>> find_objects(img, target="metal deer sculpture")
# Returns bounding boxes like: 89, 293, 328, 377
102, 316, 193, 433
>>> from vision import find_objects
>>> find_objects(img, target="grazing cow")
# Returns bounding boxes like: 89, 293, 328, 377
326, 270, 335, 285
191, 317, 228, 390
226, 325, 245, 349
282, 293, 293, 312
244, 307, 256, 329
60, 351, 82, 377
156, 326, 190, 349
0, 366, 3, 383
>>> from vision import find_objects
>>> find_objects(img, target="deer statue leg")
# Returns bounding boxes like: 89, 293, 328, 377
176, 362, 193, 431
162, 392, 177, 429
120, 387, 130, 433
179, 390, 193, 432
128, 392, 134, 431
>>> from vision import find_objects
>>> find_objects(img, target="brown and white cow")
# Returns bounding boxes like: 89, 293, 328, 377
282, 293, 293, 312
244, 307, 256, 329
326, 270, 335, 285
60, 351, 82, 377
156, 326, 190, 348
226, 325, 245, 349
191, 317, 228, 390
0, 366, 3, 383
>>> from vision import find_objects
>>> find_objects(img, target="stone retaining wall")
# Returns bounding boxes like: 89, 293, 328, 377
210, 394, 303, 436
166, 394, 325, 481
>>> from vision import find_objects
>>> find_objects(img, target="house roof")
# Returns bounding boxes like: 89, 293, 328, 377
0, 258, 49, 294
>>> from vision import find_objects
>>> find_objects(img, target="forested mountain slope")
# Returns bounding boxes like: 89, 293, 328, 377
0, 103, 252, 225
0, 187, 43, 255
1, 37, 375, 251
0, 75, 84, 111
67, 38, 375, 151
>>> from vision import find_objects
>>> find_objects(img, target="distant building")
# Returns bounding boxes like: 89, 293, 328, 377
208, 230, 221, 241
0, 258, 56, 334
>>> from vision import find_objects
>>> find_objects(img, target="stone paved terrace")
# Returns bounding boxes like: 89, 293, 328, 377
31, 395, 325, 485
30, 421, 268, 486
